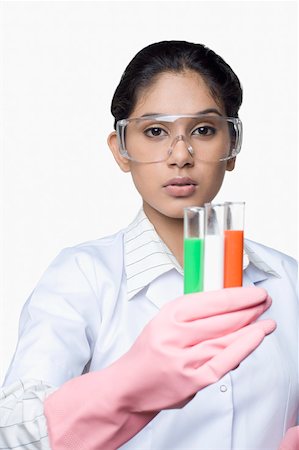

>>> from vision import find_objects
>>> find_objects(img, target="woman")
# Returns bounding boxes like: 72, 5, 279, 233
1, 41, 298, 450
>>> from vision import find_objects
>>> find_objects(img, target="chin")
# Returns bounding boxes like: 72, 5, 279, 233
144, 196, 213, 221
167, 210, 185, 219
160, 204, 191, 220
172, 198, 205, 212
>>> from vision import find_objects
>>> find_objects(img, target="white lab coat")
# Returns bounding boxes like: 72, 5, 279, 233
2, 223, 299, 449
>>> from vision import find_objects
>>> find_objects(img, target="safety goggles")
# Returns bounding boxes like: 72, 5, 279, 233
116, 113, 242, 163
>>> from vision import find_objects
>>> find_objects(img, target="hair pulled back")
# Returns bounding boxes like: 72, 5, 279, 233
111, 40, 243, 129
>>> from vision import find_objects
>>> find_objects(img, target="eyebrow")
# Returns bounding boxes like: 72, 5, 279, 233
195, 108, 223, 116
140, 108, 223, 117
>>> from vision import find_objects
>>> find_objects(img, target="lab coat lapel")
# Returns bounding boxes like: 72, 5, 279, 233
145, 264, 270, 309
145, 269, 184, 309
243, 263, 270, 286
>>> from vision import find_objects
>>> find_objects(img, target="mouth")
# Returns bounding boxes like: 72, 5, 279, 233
163, 177, 198, 197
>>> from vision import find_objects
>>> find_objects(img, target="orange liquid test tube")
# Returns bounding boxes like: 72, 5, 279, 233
224, 203, 245, 288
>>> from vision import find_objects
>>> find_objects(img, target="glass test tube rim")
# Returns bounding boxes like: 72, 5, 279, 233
184, 206, 205, 213
204, 202, 226, 207
224, 201, 246, 206
224, 202, 245, 231
184, 206, 205, 239
204, 202, 226, 236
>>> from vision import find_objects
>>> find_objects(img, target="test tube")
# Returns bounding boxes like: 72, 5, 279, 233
224, 202, 245, 287
204, 203, 225, 291
184, 207, 205, 294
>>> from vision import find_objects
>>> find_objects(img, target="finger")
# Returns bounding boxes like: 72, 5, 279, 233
177, 296, 272, 345
195, 325, 268, 388
184, 319, 276, 368
173, 287, 270, 321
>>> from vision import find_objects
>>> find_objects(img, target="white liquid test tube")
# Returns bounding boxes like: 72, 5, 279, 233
204, 203, 225, 291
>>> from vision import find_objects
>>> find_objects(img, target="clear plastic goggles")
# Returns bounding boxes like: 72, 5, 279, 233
116, 113, 242, 164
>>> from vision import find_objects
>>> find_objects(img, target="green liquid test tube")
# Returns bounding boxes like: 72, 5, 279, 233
184, 207, 205, 294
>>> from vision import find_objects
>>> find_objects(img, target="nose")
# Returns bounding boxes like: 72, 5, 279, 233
167, 135, 194, 167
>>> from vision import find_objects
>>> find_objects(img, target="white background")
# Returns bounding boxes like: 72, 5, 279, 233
0, 0, 298, 383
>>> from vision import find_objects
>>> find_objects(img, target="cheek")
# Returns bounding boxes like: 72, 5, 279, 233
129, 167, 157, 198
198, 163, 227, 199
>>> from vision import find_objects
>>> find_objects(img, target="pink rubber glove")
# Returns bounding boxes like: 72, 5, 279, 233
45, 287, 276, 450
279, 427, 299, 450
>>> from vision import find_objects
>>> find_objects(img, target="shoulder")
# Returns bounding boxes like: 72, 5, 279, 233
245, 238, 297, 268
38, 229, 126, 296
67, 228, 125, 252
57, 229, 125, 267
245, 238, 298, 287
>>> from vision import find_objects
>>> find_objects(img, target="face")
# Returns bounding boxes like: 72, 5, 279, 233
108, 70, 235, 224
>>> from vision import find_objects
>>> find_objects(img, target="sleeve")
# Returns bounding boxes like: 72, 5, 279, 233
1, 246, 103, 448
0, 379, 54, 449
3, 246, 101, 387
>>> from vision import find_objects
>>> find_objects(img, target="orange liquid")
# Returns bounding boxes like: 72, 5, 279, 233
224, 230, 244, 287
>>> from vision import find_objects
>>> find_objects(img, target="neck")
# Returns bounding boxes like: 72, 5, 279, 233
143, 203, 184, 267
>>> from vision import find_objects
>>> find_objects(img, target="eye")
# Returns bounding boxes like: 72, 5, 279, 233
192, 125, 216, 136
144, 127, 168, 138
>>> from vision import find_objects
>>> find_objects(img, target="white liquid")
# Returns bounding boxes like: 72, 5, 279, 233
204, 235, 224, 291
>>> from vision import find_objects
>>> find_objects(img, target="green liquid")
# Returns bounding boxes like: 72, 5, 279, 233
184, 238, 204, 294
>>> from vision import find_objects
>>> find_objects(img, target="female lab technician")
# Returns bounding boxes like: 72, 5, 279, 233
0, 41, 298, 450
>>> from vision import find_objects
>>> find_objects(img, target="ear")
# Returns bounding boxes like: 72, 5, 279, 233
107, 132, 131, 173
225, 157, 236, 172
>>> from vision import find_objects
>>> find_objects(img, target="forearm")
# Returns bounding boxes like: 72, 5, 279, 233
44, 364, 158, 450
0, 374, 156, 450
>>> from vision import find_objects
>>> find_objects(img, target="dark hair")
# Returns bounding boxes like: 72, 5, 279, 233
111, 40, 243, 129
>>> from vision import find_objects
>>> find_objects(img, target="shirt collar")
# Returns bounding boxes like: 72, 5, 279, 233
124, 209, 182, 300
124, 209, 280, 301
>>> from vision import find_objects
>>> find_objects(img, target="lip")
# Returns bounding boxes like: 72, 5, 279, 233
163, 177, 197, 187
163, 177, 198, 197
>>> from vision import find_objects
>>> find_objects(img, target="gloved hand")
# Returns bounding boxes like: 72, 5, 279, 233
278, 426, 299, 450
45, 287, 276, 450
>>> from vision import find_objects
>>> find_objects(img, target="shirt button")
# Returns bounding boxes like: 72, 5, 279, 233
220, 385, 227, 392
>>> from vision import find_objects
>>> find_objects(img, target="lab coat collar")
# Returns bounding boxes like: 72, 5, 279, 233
124, 209, 280, 304
243, 243, 281, 286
